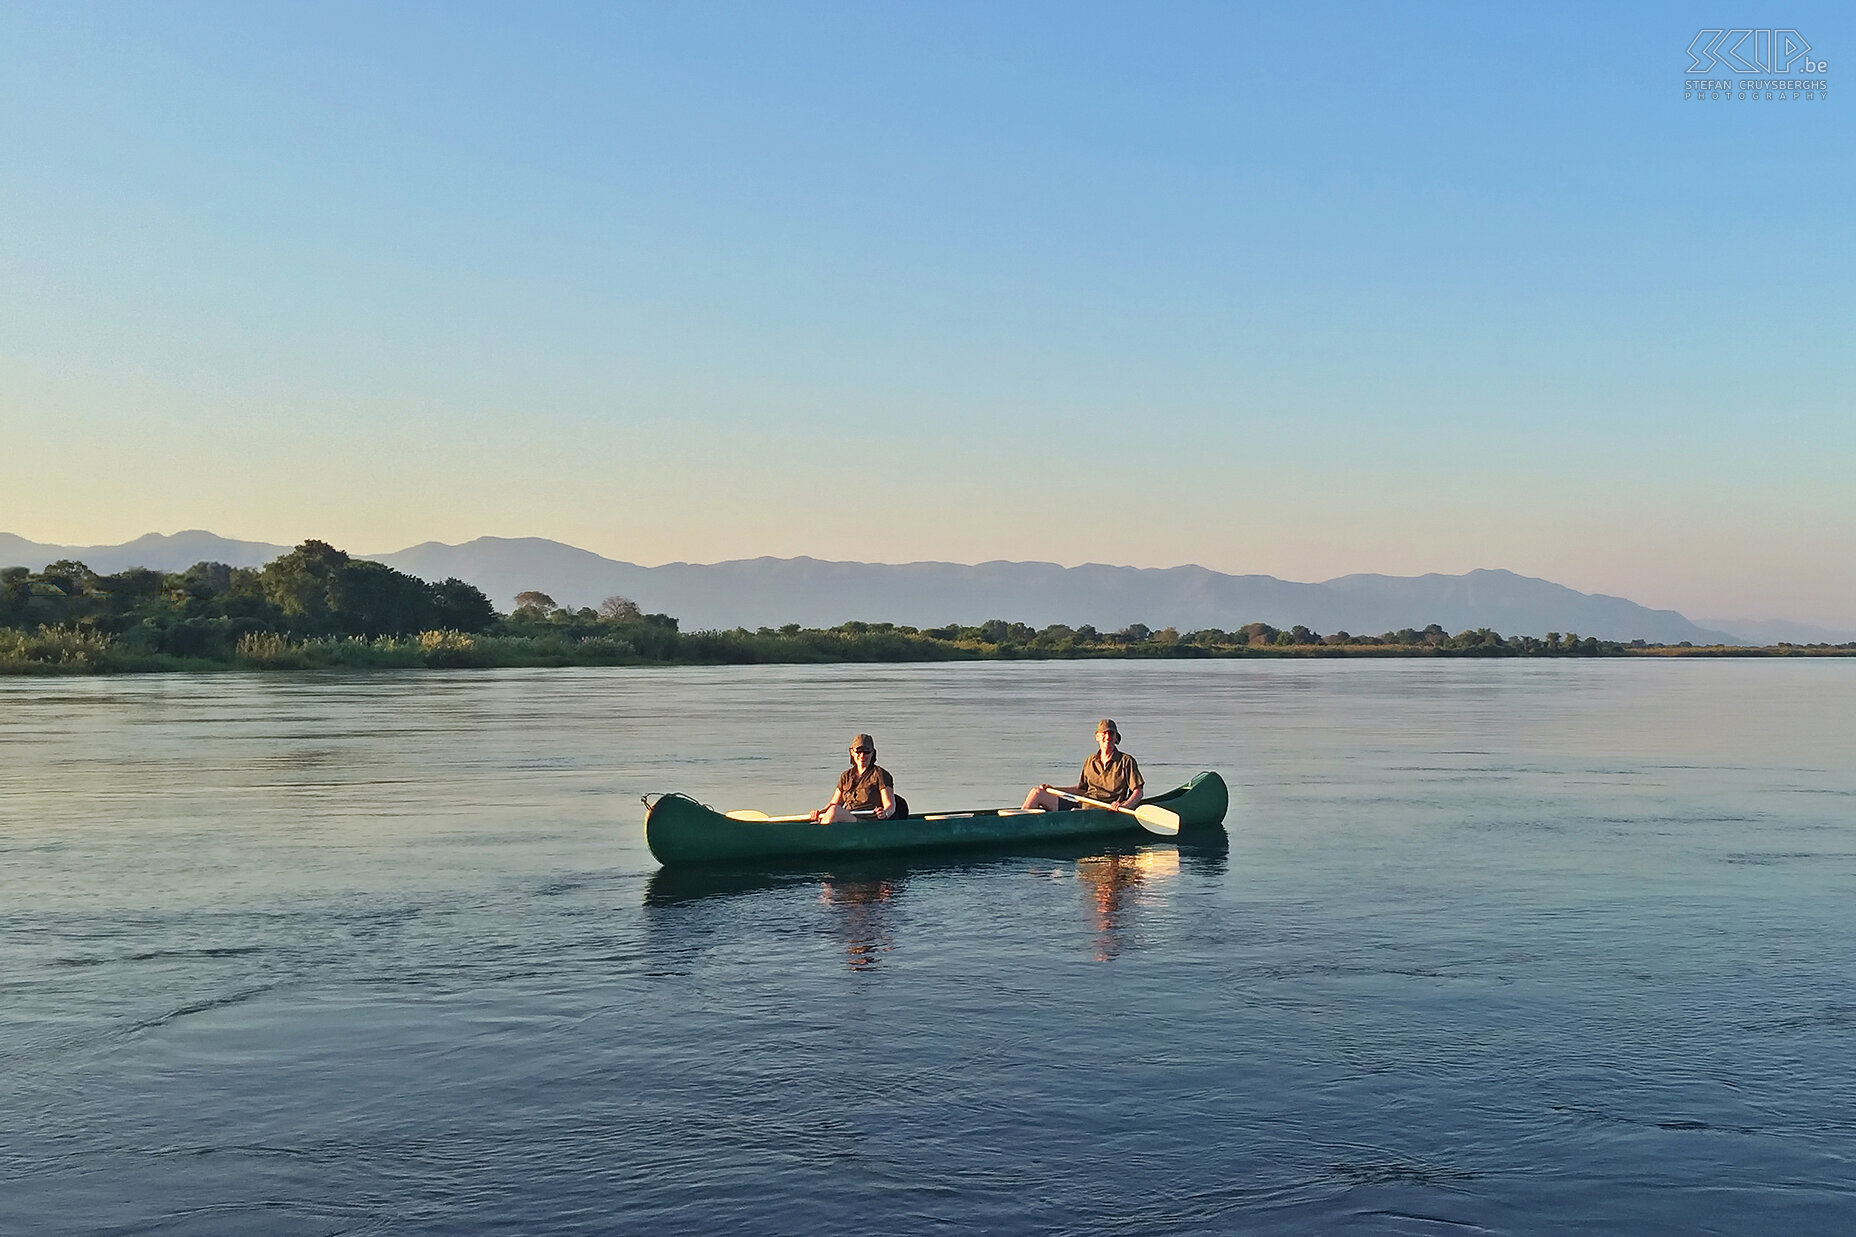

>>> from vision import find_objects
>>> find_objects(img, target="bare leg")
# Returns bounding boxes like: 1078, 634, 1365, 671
1022, 786, 1065, 811
818, 802, 858, 823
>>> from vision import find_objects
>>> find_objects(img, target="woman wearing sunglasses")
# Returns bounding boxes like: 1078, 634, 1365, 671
811, 733, 903, 823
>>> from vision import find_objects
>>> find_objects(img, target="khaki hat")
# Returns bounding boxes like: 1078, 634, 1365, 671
1095, 718, 1119, 737
849, 733, 876, 752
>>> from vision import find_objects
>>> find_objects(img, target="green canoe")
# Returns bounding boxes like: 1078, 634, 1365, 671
644, 770, 1228, 867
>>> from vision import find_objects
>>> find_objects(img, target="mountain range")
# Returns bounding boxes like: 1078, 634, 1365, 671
2, 529, 1790, 644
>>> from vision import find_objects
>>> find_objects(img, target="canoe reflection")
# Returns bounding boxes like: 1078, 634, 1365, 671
642, 835, 1227, 970
1075, 849, 1181, 962
642, 833, 1225, 908
818, 876, 900, 971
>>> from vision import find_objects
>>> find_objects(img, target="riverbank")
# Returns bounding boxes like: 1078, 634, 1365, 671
3, 622, 1850, 675
12, 542, 1849, 676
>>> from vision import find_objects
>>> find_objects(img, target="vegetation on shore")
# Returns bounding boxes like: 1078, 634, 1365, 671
4, 542, 1851, 675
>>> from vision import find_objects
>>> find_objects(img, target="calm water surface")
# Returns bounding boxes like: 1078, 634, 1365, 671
2, 660, 1853, 1234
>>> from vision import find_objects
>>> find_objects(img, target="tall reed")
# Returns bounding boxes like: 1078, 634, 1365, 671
0, 625, 114, 672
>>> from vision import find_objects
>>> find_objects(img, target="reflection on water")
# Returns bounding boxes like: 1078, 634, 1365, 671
4, 660, 1855, 1236
1075, 849, 1180, 961
819, 876, 901, 970
644, 841, 1203, 971
640, 836, 1219, 910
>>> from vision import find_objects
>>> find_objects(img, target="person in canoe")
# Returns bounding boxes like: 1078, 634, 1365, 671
811, 733, 904, 823
1023, 718, 1144, 812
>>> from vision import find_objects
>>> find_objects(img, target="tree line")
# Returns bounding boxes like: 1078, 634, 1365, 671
3, 541, 499, 657
4, 540, 1848, 674
0, 540, 686, 672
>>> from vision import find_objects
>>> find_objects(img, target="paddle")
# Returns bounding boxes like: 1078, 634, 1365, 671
736, 808, 1032, 821
1050, 789, 1181, 836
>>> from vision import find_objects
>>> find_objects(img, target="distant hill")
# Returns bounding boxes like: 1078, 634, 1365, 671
3, 530, 1748, 644
0, 530, 288, 573
1697, 617, 1856, 646
373, 540, 1741, 643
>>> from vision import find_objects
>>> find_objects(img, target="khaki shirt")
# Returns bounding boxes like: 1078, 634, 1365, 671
836, 764, 894, 813
1079, 751, 1143, 804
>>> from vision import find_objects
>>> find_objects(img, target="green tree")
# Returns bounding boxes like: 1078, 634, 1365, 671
599, 595, 642, 621
335, 559, 439, 637
101, 567, 166, 602
0, 566, 29, 626
178, 561, 236, 598
433, 579, 497, 632
40, 560, 101, 596
261, 541, 351, 631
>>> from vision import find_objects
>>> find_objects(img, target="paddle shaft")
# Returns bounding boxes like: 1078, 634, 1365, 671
725, 809, 881, 823
1050, 789, 1181, 836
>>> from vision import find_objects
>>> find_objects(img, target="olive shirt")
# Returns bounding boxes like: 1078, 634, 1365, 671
1079, 751, 1143, 804
836, 764, 894, 813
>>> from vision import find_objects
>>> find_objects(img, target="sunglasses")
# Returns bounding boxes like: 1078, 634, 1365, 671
850, 746, 873, 754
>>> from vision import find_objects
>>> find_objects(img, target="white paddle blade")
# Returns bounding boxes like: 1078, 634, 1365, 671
724, 809, 771, 821
1133, 804, 1181, 836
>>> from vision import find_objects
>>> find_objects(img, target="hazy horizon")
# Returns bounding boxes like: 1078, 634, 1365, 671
3, 4, 1851, 627
8, 526, 1852, 638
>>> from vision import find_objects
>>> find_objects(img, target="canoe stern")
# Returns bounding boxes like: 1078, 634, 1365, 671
1148, 770, 1228, 833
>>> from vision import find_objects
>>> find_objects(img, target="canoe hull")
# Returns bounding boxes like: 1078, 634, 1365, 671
645, 771, 1228, 867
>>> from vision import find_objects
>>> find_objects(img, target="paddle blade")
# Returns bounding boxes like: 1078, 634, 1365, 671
1133, 804, 1181, 836
723, 809, 771, 821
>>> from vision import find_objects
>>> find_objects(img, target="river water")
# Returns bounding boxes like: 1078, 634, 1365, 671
2, 660, 1853, 1235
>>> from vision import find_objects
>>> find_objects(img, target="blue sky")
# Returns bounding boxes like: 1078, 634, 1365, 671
2, 2, 1851, 625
